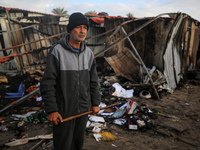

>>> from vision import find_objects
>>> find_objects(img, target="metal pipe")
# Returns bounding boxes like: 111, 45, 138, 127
86, 19, 134, 41
0, 31, 68, 52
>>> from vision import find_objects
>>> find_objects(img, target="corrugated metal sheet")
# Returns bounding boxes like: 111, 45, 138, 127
87, 26, 105, 53
163, 14, 186, 89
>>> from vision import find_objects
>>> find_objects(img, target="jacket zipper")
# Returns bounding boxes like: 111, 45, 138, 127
77, 52, 80, 113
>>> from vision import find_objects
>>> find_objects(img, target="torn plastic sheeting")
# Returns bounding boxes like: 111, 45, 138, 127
113, 119, 127, 125
5, 83, 25, 98
11, 111, 37, 120
93, 134, 102, 142
89, 115, 105, 123
112, 82, 134, 98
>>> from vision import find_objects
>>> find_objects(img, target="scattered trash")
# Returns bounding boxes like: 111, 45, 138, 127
22, 109, 48, 124
99, 131, 117, 141
0, 76, 8, 83
5, 83, 25, 98
93, 134, 102, 142
89, 115, 105, 123
5, 134, 53, 147
111, 144, 117, 147
113, 118, 127, 125
0, 62, 198, 149
103, 81, 111, 86
11, 111, 37, 120
98, 102, 107, 114
26, 85, 39, 93
127, 101, 138, 114
139, 103, 149, 114
127, 116, 138, 130
36, 96, 42, 102
157, 83, 173, 93
139, 90, 151, 99
88, 121, 105, 128
185, 103, 192, 106
112, 82, 134, 98
0, 125, 8, 132
137, 120, 146, 128
17, 121, 25, 127
111, 108, 126, 118
92, 126, 102, 133
100, 112, 114, 116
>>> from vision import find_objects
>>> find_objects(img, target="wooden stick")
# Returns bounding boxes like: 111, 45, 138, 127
29, 139, 45, 150
61, 103, 118, 123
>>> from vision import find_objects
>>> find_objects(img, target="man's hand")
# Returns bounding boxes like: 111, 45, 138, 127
90, 106, 100, 115
47, 112, 63, 125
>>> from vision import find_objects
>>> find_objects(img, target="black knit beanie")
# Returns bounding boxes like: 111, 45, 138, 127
67, 12, 89, 32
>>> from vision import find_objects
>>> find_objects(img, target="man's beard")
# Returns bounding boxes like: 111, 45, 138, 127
73, 34, 86, 42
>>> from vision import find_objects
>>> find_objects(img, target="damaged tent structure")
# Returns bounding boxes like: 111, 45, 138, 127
94, 13, 200, 90
0, 6, 200, 92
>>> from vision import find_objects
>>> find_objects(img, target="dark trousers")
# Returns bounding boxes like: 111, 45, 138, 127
53, 115, 88, 150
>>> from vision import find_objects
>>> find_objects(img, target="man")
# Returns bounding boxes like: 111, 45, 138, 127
40, 12, 101, 150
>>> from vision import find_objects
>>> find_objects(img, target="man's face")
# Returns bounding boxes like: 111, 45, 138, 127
70, 25, 87, 43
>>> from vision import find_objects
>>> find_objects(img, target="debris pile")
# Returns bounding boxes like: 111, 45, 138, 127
0, 66, 200, 149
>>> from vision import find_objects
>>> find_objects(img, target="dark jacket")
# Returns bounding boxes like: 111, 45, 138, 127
41, 35, 100, 118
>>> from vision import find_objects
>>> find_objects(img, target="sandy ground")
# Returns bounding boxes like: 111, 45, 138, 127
0, 73, 200, 150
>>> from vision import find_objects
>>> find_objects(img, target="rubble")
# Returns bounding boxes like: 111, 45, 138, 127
0, 68, 199, 149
